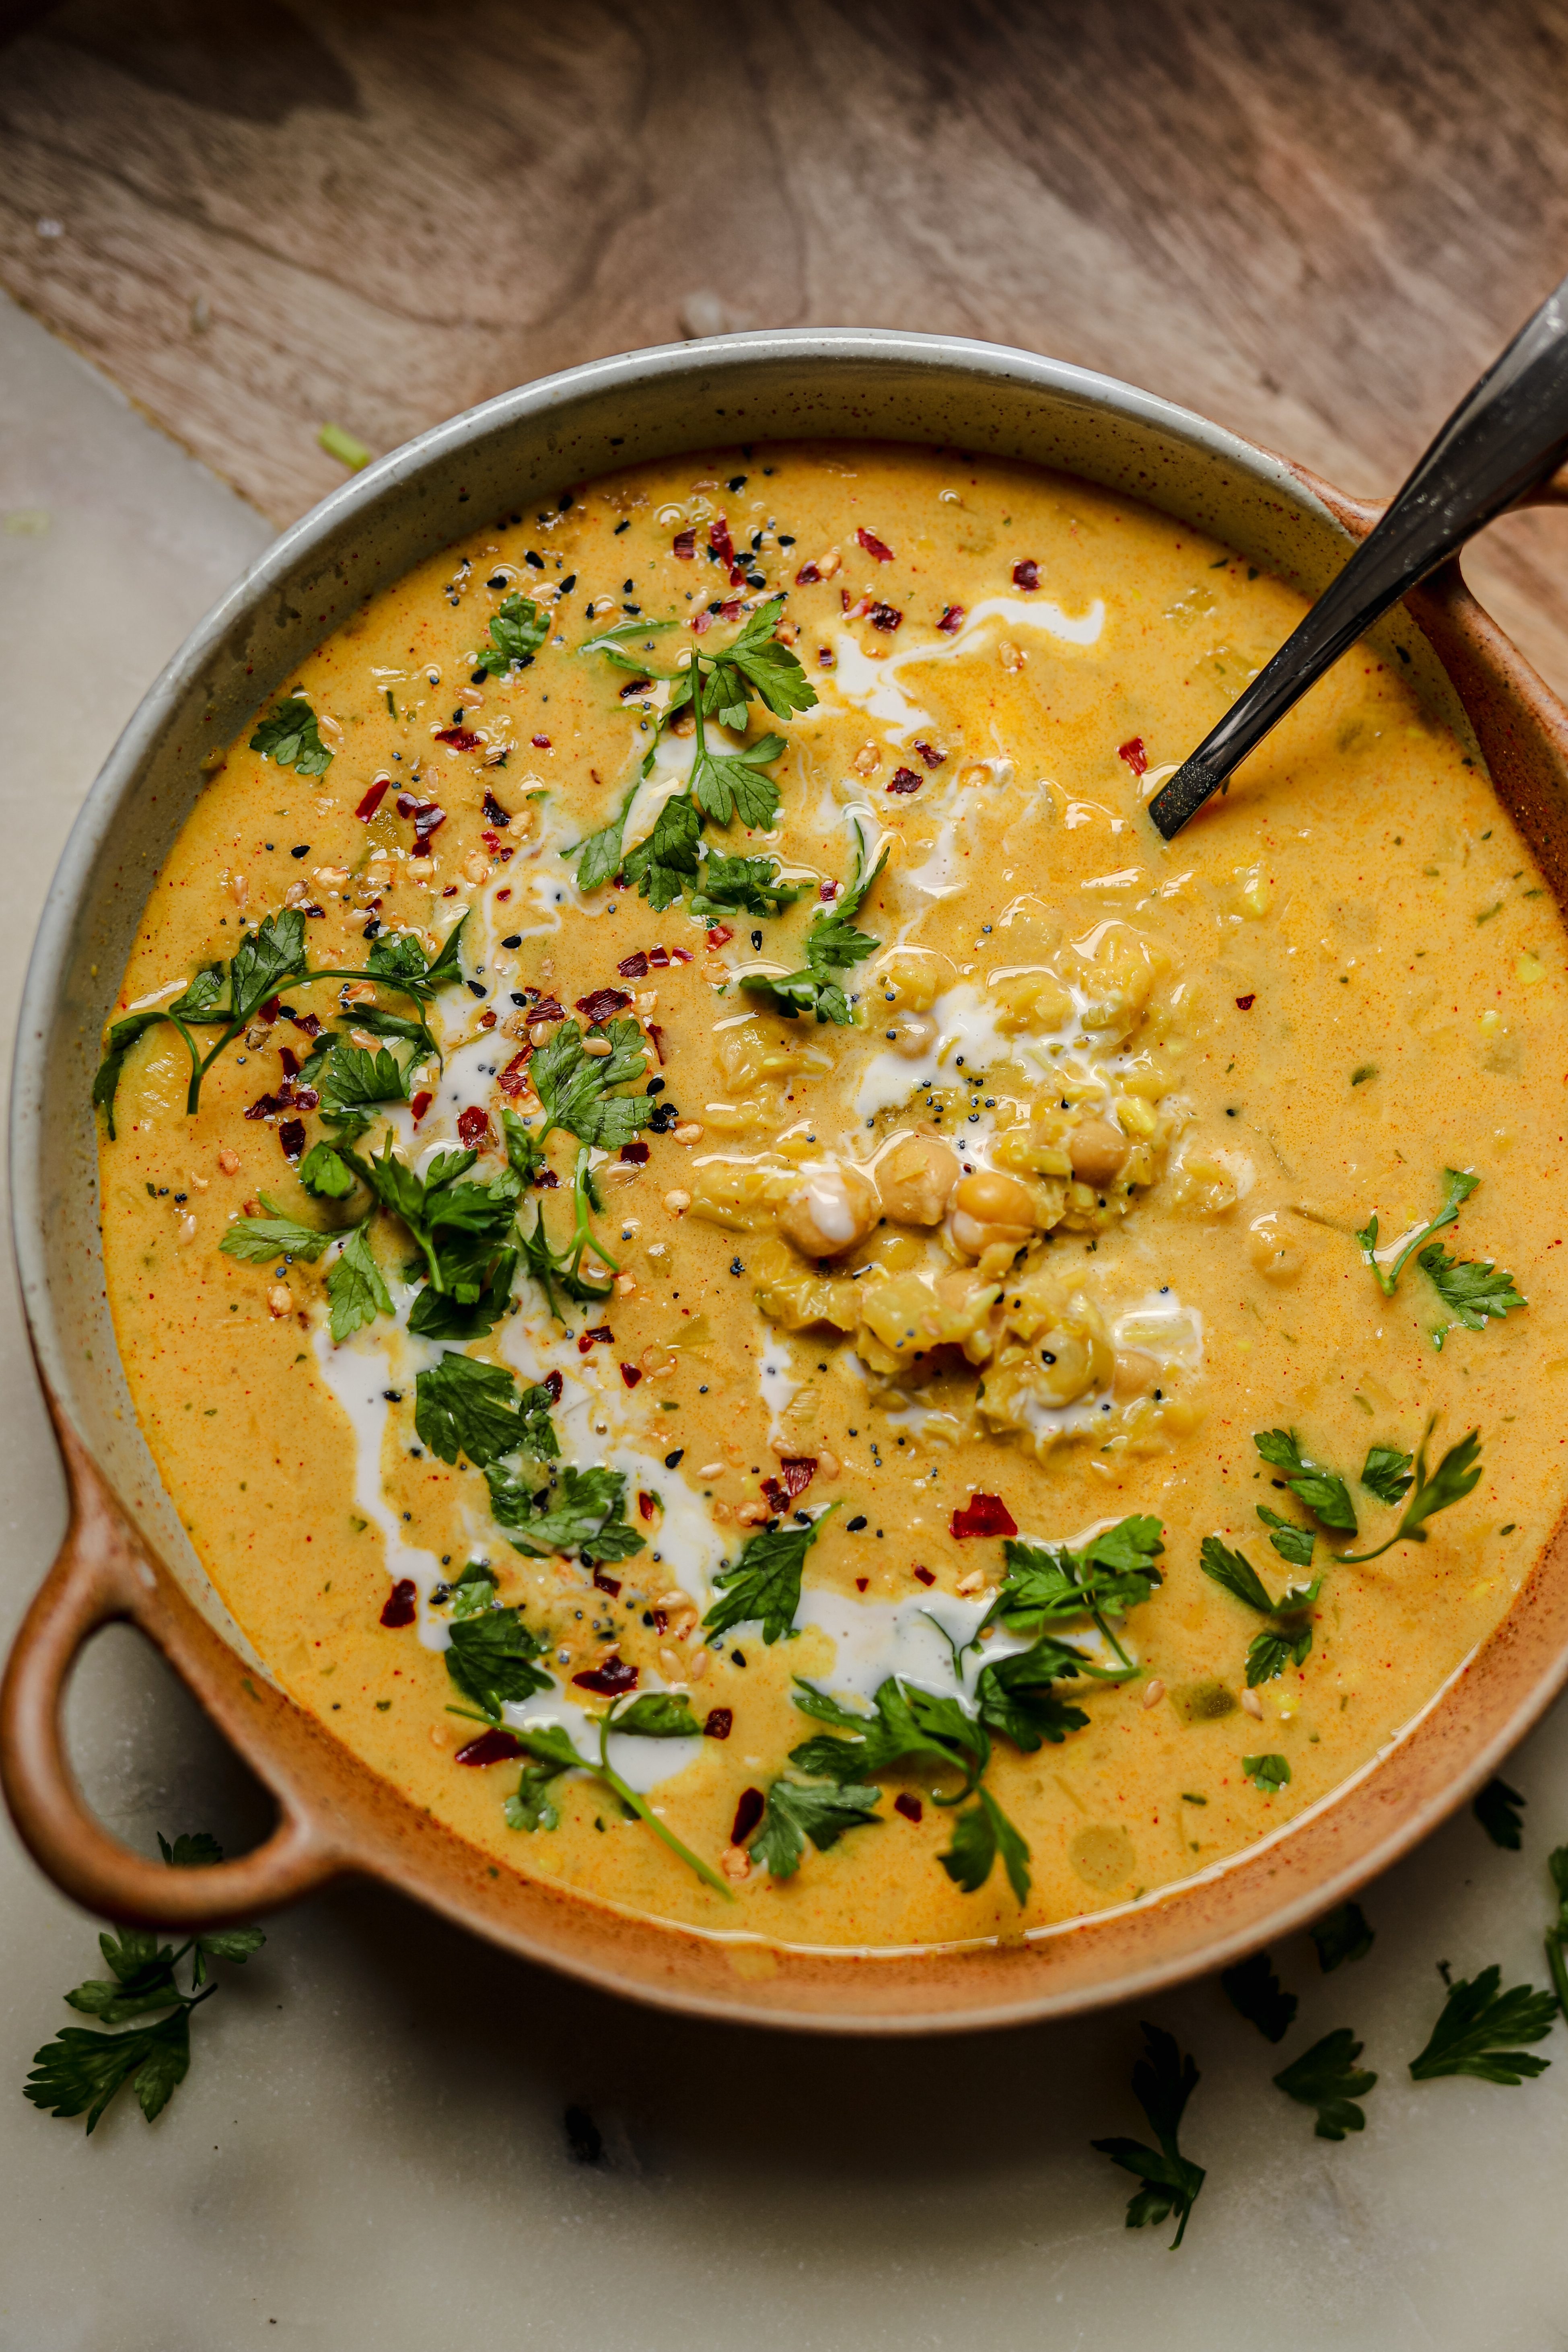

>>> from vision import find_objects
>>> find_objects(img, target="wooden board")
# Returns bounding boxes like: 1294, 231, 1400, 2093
5, 0, 1568, 691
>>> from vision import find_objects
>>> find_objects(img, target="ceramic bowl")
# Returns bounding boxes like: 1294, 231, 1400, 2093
6, 330, 1568, 2031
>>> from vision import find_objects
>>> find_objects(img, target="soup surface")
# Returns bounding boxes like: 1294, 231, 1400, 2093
97, 442, 1568, 1950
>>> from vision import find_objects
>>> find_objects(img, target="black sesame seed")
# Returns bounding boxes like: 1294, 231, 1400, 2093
487, 572, 508, 589
290, 844, 310, 859
665, 1449, 684, 1469
501, 933, 523, 949
728, 474, 747, 490
846, 1514, 868, 1533
466, 979, 487, 999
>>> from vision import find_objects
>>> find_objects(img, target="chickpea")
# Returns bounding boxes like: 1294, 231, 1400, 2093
778, 1164, 880, 1258
1111, 1347, 1160, 1399
1247, 1212, 1305, 1285
950, 1167, 1037, 1259
1068, 1116, 1130, 1188
876, 1131, 959, 1226
888, 1011, 937, 1060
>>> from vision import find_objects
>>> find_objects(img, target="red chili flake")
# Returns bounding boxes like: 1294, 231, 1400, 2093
578, 1327, 611, 1354
669, 946, 693, 964
1012, 558, 1041, 591
284, 1008, 322, 1037
710, 516, 736, 570
779, 1457, 817, 1498
794, 561, 822, 585
938, 604, 965, 634
648, 945, 671, 969
646, 1022, 666, 1064
857, 527, 895, 562
673, 529, 696, 560
356, 776, 391, 820
912, 1565, 936, 1586
950, 1494, 1017, 1540
619, 676, 653, 700
855, 1576, 868, 1592
244, 1092, 281, 1121
278, 1046, 300, 1078
576, 985, 632, 1024
704, 1708, 733, 1741
481, 829, 502, 853
379, 1578, 417, 1628
482, 788, 511, 828
761, 1479, 786, 1514
731, 1787, 765, 1844
543, 1370, 564, 1402
869, 602, 903, 633
620, 1362, 642, 1388
531, 997, 566, 1023
691, 610, 713, 635
497, 1053, 532, 1098
617, 950, 650, 980
886, 767, 922, 794
914, 740, 946, 770
411, 1089, 433, 1121
435, 726, 480, 752
535, 1168, 558, 1190
619, 1141, 650, 1164
637, 1490, 657, 1521
573, 1656, 638, 1696
457, 1106, 493, 1149
259, 995, 282, 1024
894, 1792, 923, 1823
1117, 736, 1148, 777
706, 924, 733, 948
292, 1086, 319, 1110
842, 589, 868, 616
478, 1008, 497, 1031
819, 879, 840, 902
1236, 993, 1257, 1010
278, 1119, 306, 1163
593, 1565, 621, 1597
716, 596, 742, 620
532, 734, 551, 748
455, 1729, 524, 1767
496, 888, 511, 901
651, 1607, 669, 1634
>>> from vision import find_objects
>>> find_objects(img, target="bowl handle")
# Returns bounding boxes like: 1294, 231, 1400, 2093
0, 1407, 342, 1928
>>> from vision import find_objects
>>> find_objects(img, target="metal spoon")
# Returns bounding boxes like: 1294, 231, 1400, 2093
1148, 270, 1568, 840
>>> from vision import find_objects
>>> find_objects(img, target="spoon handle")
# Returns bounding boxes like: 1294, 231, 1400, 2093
1149, 271, 1568, 840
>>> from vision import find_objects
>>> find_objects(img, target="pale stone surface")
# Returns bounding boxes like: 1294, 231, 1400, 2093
1, 288, 1566, 2349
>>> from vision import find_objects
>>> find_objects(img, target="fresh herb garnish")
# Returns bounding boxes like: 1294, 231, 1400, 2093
218, 1197, 339, 1264
741, 826, 887, 1026
414, 1353, 558, 1469
249, 695, 333, 775
689, 852, 805, 918
1473, 1776, 1526, 1850
477, 593, 549, 676
1545, 1847, 1568, 2020
486, 1461, 645, 1565
325, 1222, 393, 1340
938, 1786, 1033, 1905
1255, 1504, 1315, 1569
503, 1703, 732, 1897
976, 1514, 1165, 1669
1253, 1428, 1357, 1533
1420, 1241, 1526, 1345
1360, 1443, 1414, 1506
443, 1594, 552, 1721
1242, 1753, 1292, 1793
1091, 2023, 1206, 2249
23, 1831, 263, 2134
1357, 1166, 1479, 1296
791, 1675, 988, 1798
1274, 2029, 1378, 2139
1198, 1536, 1319, 1686
529, 1017, 654, 1152
338, 1135, 519, 1336
298, 1139, 356, 1199
1408, 1965, 1557, 2084
1220, 1950, 1298, 2043
1337, 1424, 1481, 1562
703, 1507, 838, 1644
748, 1774, 884, 1879
1311, 1901, 1375, 1973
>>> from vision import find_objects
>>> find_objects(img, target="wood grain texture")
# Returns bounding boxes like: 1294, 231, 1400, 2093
4, 0, 1568, 688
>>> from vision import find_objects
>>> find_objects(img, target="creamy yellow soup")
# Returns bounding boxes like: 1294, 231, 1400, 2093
98, 442, 1568, 1951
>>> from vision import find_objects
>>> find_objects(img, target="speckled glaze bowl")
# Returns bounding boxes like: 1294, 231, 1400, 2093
6, 331, 1568, 2032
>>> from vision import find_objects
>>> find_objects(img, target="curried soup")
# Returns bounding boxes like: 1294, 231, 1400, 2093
96, 442, 1568, 1950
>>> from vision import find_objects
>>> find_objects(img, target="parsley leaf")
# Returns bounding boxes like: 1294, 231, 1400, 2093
608, 1692, 702, 1739
1311, 1901, 1375, 1973
938, 1786, 1032, 1905
1357, 1166, 1480, 1296
574, 783, 637, 895
689, 852, 804, 918
1253, 1428, 1357, 1532
1473, 1776, 1526, 1850
414, 1353, 558, 1469
742, 834, 889, 1025
1545, 1846, 1568, 2021
1256, 1505, 1315, 1568
703, 1507, 837, 1643
1198, 1535, 1276, 1615
24, 1829, 263, 2133
1408, 1964, 1558, 2083
478, 592, 549, 675
1339, 1424, 1482, 1563
1360, 1443, 1414, 1506
443, 1600, 552, 1721
1091, 2023, 1206, 2249
749, 1775, 884, 1879
219, 1197, 336, 1265
621, 790, 702, 909
1420, 1241, 1527, 1337
488, 1462, 645, 1565
1198, 1537, 1318, 1686
325, 1222, 393, 1341
1242, 1753, 1292, 1793
530, 1018, 653, 1150
298, 1140, 356, 1199
249, 696, 333, 775
712, 597, 819, 721
791, 1673, 987, 1791
692, 730, 787, 829
980, 1518, 1164, 1669
315, 1041, 408, 1117
975, 1637, 1101, 1749
502, 1724, 583, 1833
1221, 1950, 1298, 2043
1274, 2028, 1378, 2139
